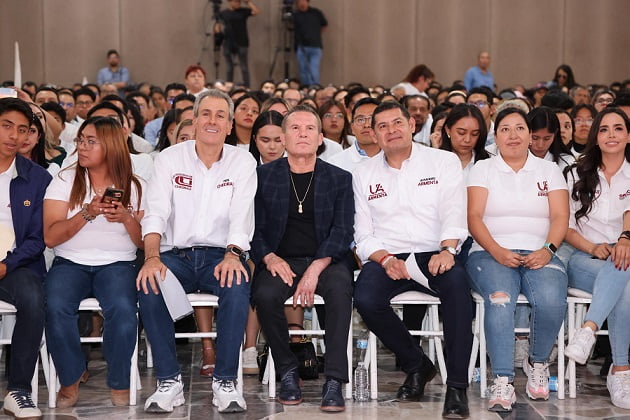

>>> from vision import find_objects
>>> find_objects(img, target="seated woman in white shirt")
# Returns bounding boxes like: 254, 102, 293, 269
527, 106, 575, 172
43, 116, 144, 408
466, 108, 569, 412
564, 108, 630, 409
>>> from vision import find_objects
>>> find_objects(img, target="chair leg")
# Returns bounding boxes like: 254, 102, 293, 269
479, 301, 487, 398
48, 356, 57, 409
268, 349, 276, 399
129, 336, 139, 406
557, 320, 565, 399
369, 332, 378, 400
237, 344, 243, 396
430, 305, 447, 384
468, 301, 481, 383
345, 315, 353, 400
31, 358, 39, 406
145, 335, 154, 369
568, 300, 577, 398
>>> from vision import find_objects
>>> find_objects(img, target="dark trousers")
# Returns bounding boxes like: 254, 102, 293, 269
223, 45, 250, 87
254, 258, 353, 382
354, 252, 473, 388
0, 268, 45, 392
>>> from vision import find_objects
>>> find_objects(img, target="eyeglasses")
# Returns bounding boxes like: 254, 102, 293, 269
74, 137, 101, 149
596, 98, 613, 105
575, 118, 594, 126
76, 100, 94, 107
469, 101, 488, 108
59, 102, 74, 109
353, 116, 372, 126
323, 112, 344, 120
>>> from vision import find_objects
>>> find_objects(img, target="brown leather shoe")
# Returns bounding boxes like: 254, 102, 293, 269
110, 389, 130, 406
57, 371, 89, 408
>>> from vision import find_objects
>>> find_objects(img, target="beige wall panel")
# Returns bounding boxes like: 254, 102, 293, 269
490, 0, 564, 90
564, 0, 630, 86
0, 0, 45, 84
420, 0, 491, 88
42, 0, 121, 86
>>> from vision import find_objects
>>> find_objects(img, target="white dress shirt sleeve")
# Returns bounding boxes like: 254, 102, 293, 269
226, 156, 257, 251
353, 169, 385, 262
141, 152, 173, 239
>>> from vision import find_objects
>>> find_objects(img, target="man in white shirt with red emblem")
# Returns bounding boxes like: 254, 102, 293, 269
137, 89, 256, 414
352, 101, 473, 419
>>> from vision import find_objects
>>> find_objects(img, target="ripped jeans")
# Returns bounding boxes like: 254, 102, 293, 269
466, 250, 567, 380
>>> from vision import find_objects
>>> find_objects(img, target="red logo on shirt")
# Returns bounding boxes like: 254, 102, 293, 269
619, 190, 630, 200
217, 179, 234, 189
368, 183, 387, 201
537, 180, 548, 197
418, 177, 438, 186
173, 173, 193, 190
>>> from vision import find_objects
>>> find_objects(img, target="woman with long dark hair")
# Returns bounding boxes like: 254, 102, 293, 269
570, 104, 597, 156
225, 93, 260, 148
564, 107, 630, 409
527, 107, 574, 170
440, 103, 489, 177
318, 99, 351, 149
551, 64, 576, 91
43, 116, 144, 408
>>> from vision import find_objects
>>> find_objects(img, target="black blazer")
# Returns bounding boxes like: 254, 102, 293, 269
250, 157, 354, 265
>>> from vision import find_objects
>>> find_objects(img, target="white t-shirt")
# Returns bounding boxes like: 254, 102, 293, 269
543, 151, 575, 173
353, 143, 468, 261
45, 169, 145, 265
327, 141, 375, 173
568, 161, 630, 244
319, 138, 343, 162
0, 159, 16, 258
467, 152, 567, 253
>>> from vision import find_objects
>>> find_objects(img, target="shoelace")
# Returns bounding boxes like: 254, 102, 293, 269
157, 377, 180, 393
324, 379, 341, 397
281, 369, 299, 388
216, 379, 236, 393
10, 391, 35, 409
490, 379, 512, 400
530, 364, 549, 387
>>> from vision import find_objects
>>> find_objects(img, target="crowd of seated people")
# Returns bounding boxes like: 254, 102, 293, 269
2, 61, 630, 419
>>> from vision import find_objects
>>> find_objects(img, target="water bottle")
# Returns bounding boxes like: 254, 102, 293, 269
549, 376, 558, 392
354, 333, 369, 401
472, 367, 481, 383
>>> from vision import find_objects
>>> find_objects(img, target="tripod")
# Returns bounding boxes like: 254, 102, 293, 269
197, 0, 223, 79
268, 10, 293, 80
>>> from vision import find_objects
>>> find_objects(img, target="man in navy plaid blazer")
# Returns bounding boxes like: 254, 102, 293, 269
251, 105, 354, 413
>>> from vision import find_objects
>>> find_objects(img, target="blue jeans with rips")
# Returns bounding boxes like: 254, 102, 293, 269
466, 250, 567, 381
568, 249, 630, 367
138, 247, 250, 381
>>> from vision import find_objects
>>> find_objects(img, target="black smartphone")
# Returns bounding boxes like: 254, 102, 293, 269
102, 187, 124, 204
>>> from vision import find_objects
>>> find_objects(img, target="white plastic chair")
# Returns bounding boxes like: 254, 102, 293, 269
265, 294, 354, 400
471, 292, 565, 399
367, 290, 447, 400
48, 298, 140, 408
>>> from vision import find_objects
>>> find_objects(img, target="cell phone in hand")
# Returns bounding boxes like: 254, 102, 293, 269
102, 187, 124, 204
0, 88, 17, 99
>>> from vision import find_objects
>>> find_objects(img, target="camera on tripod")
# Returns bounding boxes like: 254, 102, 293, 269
281, 0, 294, 23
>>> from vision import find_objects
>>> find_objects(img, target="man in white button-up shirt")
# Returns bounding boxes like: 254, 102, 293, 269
136, 90, 256, 414
352, 101, 473, 418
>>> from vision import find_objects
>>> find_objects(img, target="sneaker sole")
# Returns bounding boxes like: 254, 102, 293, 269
565, 346, 589, 365
278, 397, 303, 405
4, 408, 41, 420
213, 399, 246, 413
320, 405, 345, 412
144, 396, 185, 413
526, 388, 549, 401
488, 402, 513, 412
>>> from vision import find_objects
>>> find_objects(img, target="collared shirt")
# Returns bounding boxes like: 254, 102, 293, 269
468, 152, 567, 253
568, 160, 630, 244
319, 138, 343, 162
543, 151, 575, 173
142, 140, 257, 252
327, 141, 376, 173
144, 117, 163, 147
0, 159, 17, 257
45, 170, 145, 265
353, 143, 467, 262
464, 66, 494, 91
96, 66, 131, 86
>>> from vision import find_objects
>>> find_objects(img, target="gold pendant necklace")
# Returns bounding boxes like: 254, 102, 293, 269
289, 171, 314, 214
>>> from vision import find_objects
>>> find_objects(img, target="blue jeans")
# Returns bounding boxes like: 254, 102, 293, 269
466, 250, 567, 380
223, 45, 250, 87
138, 247, 250, 381
296, 46, 322, 86
568, 249, 630, 367
45, 257, 138, 389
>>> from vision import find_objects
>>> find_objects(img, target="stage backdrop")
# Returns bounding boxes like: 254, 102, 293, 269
1, 0, 629, 91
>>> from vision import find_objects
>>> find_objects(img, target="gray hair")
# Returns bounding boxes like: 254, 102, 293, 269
193, 89, 234, 120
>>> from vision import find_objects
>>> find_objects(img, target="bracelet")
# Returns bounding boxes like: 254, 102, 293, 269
378, 253, 394, 265
144, 255, 160, 262
80, 204, 95, 222
618, 235, 630, 242
380, 255, 394, 267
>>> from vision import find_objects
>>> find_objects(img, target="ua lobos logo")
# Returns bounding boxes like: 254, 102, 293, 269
368, 183, 387, 201
537, 180, 548, 197
173, 173, 193, 190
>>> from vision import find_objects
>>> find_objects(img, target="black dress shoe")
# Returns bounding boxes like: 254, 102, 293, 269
278, 368, 302, 405
442, 386, 469, 419
396, 355, 437, 401
320, 378, 345, 412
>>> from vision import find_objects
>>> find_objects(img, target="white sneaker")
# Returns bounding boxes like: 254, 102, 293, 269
565, 327, 596, 365
607, 366, 630, 409
144, 374, 185, 413
212, 379, 247, 413
3, 391, 41, 419
488, 376, 516, 412
514, 338, 529, 367
242, 347, 259, 375
522, 359, 550, 400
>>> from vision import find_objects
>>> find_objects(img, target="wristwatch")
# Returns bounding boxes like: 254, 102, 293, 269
440, 246, 457, 256
543, 242, 557, 255
226, 245, 244, 258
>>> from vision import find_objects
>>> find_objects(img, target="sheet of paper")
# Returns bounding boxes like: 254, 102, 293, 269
158, 269, 194, 321
0, 224, 15, 261
405, 253, 430, 289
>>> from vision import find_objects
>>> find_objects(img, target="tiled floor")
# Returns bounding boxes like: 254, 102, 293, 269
1, 338, 628, 420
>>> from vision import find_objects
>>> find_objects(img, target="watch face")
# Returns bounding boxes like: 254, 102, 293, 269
548, 243, 557, 253
229, 246, 243, 256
